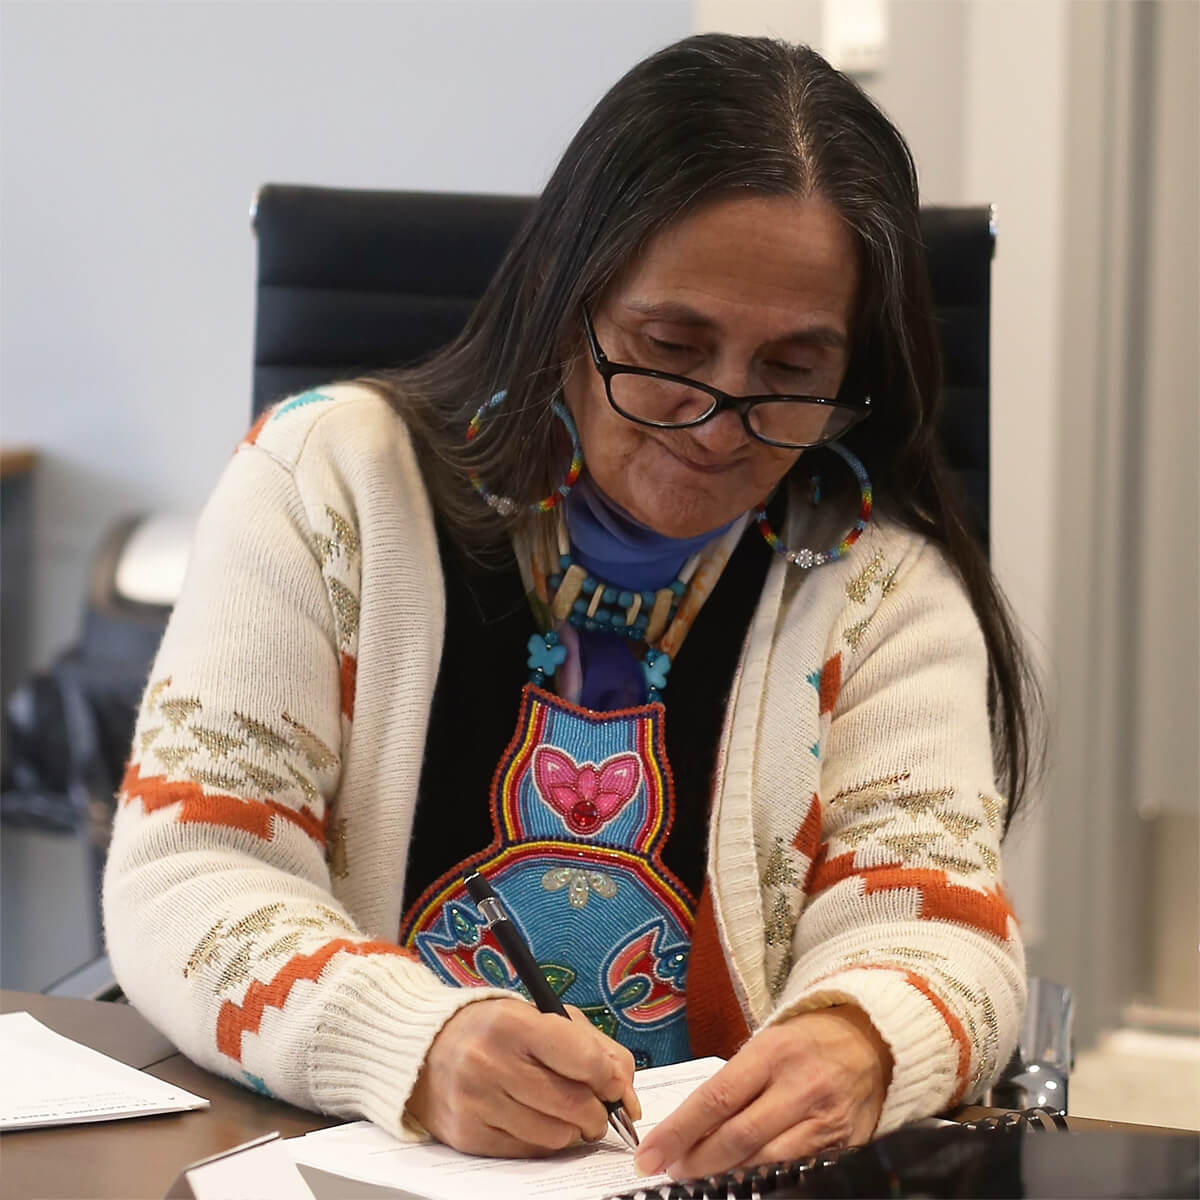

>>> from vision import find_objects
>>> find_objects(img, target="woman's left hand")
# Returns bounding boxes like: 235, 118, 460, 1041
632, 1006, 892, 1180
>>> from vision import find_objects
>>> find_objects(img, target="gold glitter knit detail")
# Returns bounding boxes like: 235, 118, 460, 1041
880, 832, 942, 858
764, 891, 795, 947
846, 550, 886, 604
186, 902, 359, 996
935, 811, 983, 841
833, 771, 910, 803
237, 759, 291, 796
891, 786, 957, 817
880, 565, 899, 596
837, 817, 898, 847
190, 768, 245, 794
139, 726, 164, 752
184, 921, 227, 978
927, 851, 984, 875
829, 771, 912, 816
191, 726, 246, 758
326, 816, 349, 879
145, 676, 172, 712
937, 972, 1001, 1088
325, 506, 360, 559
256, 931, 303, 963
281, 713, 338, 771
844, 944, 947, 968
285, 763, 320, 808
327, 577, 360, 644
312, 532, 335, 564
291, 915, 331, 930
973, 842, 999, 873
314, 904, 356, 932
979, 793, 1004, 830
215, 943, 254, 992
225, 903, 286, 939
234, 712, 293, 758
769, 951, 794, 999
762, 837, 800, 889
160, 697, 202, 729
154, 746, 193, 771
843, 615, 874, 651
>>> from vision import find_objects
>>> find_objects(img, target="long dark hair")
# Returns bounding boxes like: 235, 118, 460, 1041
362, 34, 1043, 825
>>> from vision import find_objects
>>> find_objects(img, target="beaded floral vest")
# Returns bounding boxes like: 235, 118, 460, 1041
401, 683, 693, 1066
398, 504, 752, 1067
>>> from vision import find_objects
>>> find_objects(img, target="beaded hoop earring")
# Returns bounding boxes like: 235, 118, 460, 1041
466, 390, 584, 515
754, 441, 873, 568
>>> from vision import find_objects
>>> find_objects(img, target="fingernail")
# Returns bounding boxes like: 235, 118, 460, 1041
629, 1093, 643, 1121
634, 1151, 664, 1177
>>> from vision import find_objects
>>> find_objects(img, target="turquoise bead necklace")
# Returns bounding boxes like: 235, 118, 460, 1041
525, 516, 703, 703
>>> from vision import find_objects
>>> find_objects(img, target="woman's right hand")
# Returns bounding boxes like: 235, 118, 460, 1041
406, 998, 641, 1157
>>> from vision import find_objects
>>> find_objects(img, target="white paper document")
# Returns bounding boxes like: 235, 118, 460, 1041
0, 1010, 209, 1129
174, 1133, 316, 1200
287, 1056, 725, 1200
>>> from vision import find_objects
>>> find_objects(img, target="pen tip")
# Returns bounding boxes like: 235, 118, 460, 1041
612, 1108, 640, 1149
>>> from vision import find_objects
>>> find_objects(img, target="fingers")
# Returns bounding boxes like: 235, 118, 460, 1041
665, 1093, 854, 1179
408, 997, 642, 1159
494, 1089, 596, 1152
632, 1010, 890, 1179
634, 1054, 767, 1176
548, 1006, 637, 1101
621, 1079, 643, 1122
503, 1057, 611, 1142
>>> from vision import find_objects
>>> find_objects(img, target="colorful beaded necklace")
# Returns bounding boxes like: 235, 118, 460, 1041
518, 510, 749, 705
517, 443, 874, 706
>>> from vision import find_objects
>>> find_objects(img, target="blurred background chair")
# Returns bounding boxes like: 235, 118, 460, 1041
12, 187, 1057, 1108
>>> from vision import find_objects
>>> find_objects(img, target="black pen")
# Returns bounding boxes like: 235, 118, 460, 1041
463, 870, 640, 1151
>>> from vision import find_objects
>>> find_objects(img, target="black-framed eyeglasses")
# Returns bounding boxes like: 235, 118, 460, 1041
583, 308, 871, 450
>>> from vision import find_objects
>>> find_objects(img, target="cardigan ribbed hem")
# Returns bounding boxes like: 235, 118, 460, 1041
309, 956, 513, 1139
764, 966, 962, 1135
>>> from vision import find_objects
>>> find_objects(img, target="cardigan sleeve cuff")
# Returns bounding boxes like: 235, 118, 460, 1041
760, 966, 965, 1135
306, 955, 515, 1140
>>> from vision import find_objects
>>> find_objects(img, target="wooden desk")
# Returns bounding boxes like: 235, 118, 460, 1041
1, 991, 337, 1200
2, 990, 1193, 1199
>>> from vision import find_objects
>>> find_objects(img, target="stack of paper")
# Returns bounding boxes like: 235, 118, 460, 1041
286, 1057, 724, 1200
0, 1010, 209, 1129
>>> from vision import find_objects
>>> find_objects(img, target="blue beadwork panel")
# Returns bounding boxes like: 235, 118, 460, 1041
401, 685, 696, 1068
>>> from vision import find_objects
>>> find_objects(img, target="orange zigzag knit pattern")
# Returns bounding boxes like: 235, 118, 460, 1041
216, 938, 413, 1061
809, 851, 1014, 942
119, 762, 326, 847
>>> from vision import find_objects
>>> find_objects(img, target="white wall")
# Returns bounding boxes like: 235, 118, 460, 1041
960, 0, 1070, 949
694, 0, 969, 203
0, 0, 691, 670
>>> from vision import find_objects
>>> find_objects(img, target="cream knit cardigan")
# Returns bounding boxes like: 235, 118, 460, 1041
103, 385, 1025, 1139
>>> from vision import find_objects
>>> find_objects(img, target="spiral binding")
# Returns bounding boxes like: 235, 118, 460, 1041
959, 1105, 1068, 1133
602, 1109, 1068, 1200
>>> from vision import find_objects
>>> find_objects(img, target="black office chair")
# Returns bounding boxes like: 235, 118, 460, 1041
251, 186, 995, 548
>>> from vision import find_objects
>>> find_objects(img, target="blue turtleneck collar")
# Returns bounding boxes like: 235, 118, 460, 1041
564, 472, 736, 592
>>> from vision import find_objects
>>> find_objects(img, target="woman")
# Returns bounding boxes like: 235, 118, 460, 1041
103, 34, 1039, 1180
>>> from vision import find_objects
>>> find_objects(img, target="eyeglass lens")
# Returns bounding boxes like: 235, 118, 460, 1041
608, 374, 856, 447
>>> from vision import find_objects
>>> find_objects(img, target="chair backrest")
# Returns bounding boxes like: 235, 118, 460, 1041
252, 185, 994, 544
